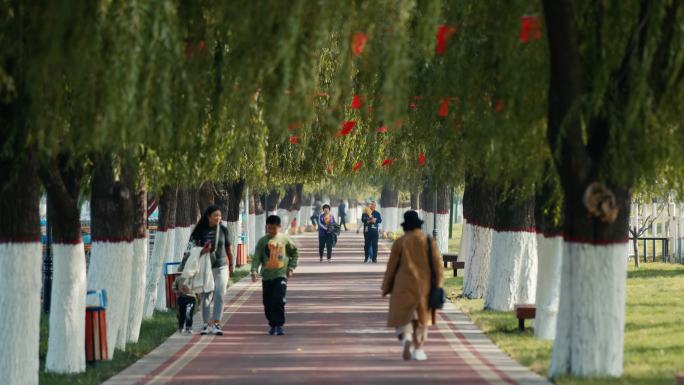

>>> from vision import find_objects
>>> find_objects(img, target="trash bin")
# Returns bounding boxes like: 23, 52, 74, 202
164, 262, 181, 309
85, 290, 108, 362
236, 244, 247, 267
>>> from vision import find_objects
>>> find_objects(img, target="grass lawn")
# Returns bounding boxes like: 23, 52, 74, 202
39, 264, 252, 385
444, 252, 684, 384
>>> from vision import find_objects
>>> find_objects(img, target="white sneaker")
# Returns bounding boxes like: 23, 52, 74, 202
200, 324, 209, 335
412, 348, 428, 361
210, 323, 223, 336
402, 338, 412, 361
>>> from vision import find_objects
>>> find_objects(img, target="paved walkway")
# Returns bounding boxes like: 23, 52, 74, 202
106, 232, 551, 385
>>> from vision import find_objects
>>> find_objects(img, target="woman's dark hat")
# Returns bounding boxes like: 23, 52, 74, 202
401, 210, 424, 227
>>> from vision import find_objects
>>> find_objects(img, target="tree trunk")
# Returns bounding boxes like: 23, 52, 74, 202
173, 186, 194, 262
39, 158, 87, 373
127, 186, 147, 343
544, 0, 630, 376
380, 185, 399, 234
143, 185, 177, 318
278, 186, 295, 232
631, 231, 640, 268
214, 180, 244, 266
87, 158, 137, 358
533, 175, 563, 340
461, 176, 496, 299
485, 188, 537, 311
254, 193, 266, 250
411, 191, 421, 211
421, 186, 450, 253
197, 183, 215, 215
266, 189, 281, 214
248, 193, 257, 254
0, 156, 42, 385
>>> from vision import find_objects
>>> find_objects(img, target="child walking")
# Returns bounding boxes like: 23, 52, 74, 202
173, 275, 197, 333
251, 215, 299, 336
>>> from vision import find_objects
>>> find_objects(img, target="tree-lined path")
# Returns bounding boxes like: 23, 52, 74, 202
106, 233, 549, 385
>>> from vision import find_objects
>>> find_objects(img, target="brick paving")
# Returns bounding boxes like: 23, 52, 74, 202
106, 232, 551, 385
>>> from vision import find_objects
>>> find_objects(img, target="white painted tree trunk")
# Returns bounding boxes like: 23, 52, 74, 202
382, 206, 399, 233
46, 243, 87, 373
550, 242, 628, 377
248, 213, 256, 254
143, 230, 168, 319
534, 234, 562, 340
255, 213, 266, 243
435, 213, 449, 254
115, 241, 133, 351
174, 226, 192, 262
0, 242, 42, 385
485, 231, 538, 311
155, 227, 177, 311
462, 223, 494, 299
422, 211, 434, 235
87, 241, 134, 359
225, 220, 239, 268
126, 237, 148, 343
277, 209, 290, 232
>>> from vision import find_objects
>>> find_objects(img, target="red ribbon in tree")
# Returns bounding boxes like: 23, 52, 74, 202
198, 40, 206, 51
377, 125, 388, 133
352, 32, 368, 56
438, 98, 449, 117
436, 24, 457, 55
335, 120, 357, 137
520, 15, 542, 43
351, 95, 363, 109
418, 153, 426, 166
288, 121, 301, 131
495, 99, 504, 113
289, 135, 299, 144
353, 161, 363, 172
381, 158, 394, 167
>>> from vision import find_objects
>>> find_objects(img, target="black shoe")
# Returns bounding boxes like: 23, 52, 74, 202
372, 259, 377, 263
319, 257, 323, 263
276, 326, 285, 335
268, 327, 276, 335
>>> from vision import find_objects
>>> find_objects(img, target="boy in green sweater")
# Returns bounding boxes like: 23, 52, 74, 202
251, 215, 299, 336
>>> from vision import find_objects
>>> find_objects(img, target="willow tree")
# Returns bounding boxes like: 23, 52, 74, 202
542, 0, 684, 377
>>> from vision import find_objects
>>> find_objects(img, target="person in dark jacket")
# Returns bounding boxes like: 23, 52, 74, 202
186, 205, 233, 335
318, 204, 336, 263
338, 200, 348, 231
362, 201, 382, 263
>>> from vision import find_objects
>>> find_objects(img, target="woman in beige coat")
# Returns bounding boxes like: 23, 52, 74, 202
382, 210, 444, 361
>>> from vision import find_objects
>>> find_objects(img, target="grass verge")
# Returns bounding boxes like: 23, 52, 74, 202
40, 264, 253, 385
444, 263, 684, 385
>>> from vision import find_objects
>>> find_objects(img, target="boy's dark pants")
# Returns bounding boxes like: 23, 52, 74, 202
339, 215, 347, 230
262, 278, 287, 327
177, 295, 196, 329
318, 233, 333, 260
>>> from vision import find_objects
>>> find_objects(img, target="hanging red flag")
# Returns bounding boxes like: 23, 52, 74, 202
418, 153, 426, 166
381, 158, 394, 167
436, 24, 457, 55
495, 99, 504, 113
335, 120, 357, 137
377, 125, 388, 133
353, 161, 363, 172
409, 102, 418, 110
438, 98, 449, 117
520, 15, 542, 43
351, 95, 363, 109
198, 40, 206, 51
352, 32, 368, 56
289, 135, 299, 144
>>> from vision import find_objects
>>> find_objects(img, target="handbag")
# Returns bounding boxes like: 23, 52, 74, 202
426, 235, 446, 310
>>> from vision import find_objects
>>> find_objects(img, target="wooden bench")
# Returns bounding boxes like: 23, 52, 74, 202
514, 304, 536, 332
442, 253, 464, 277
